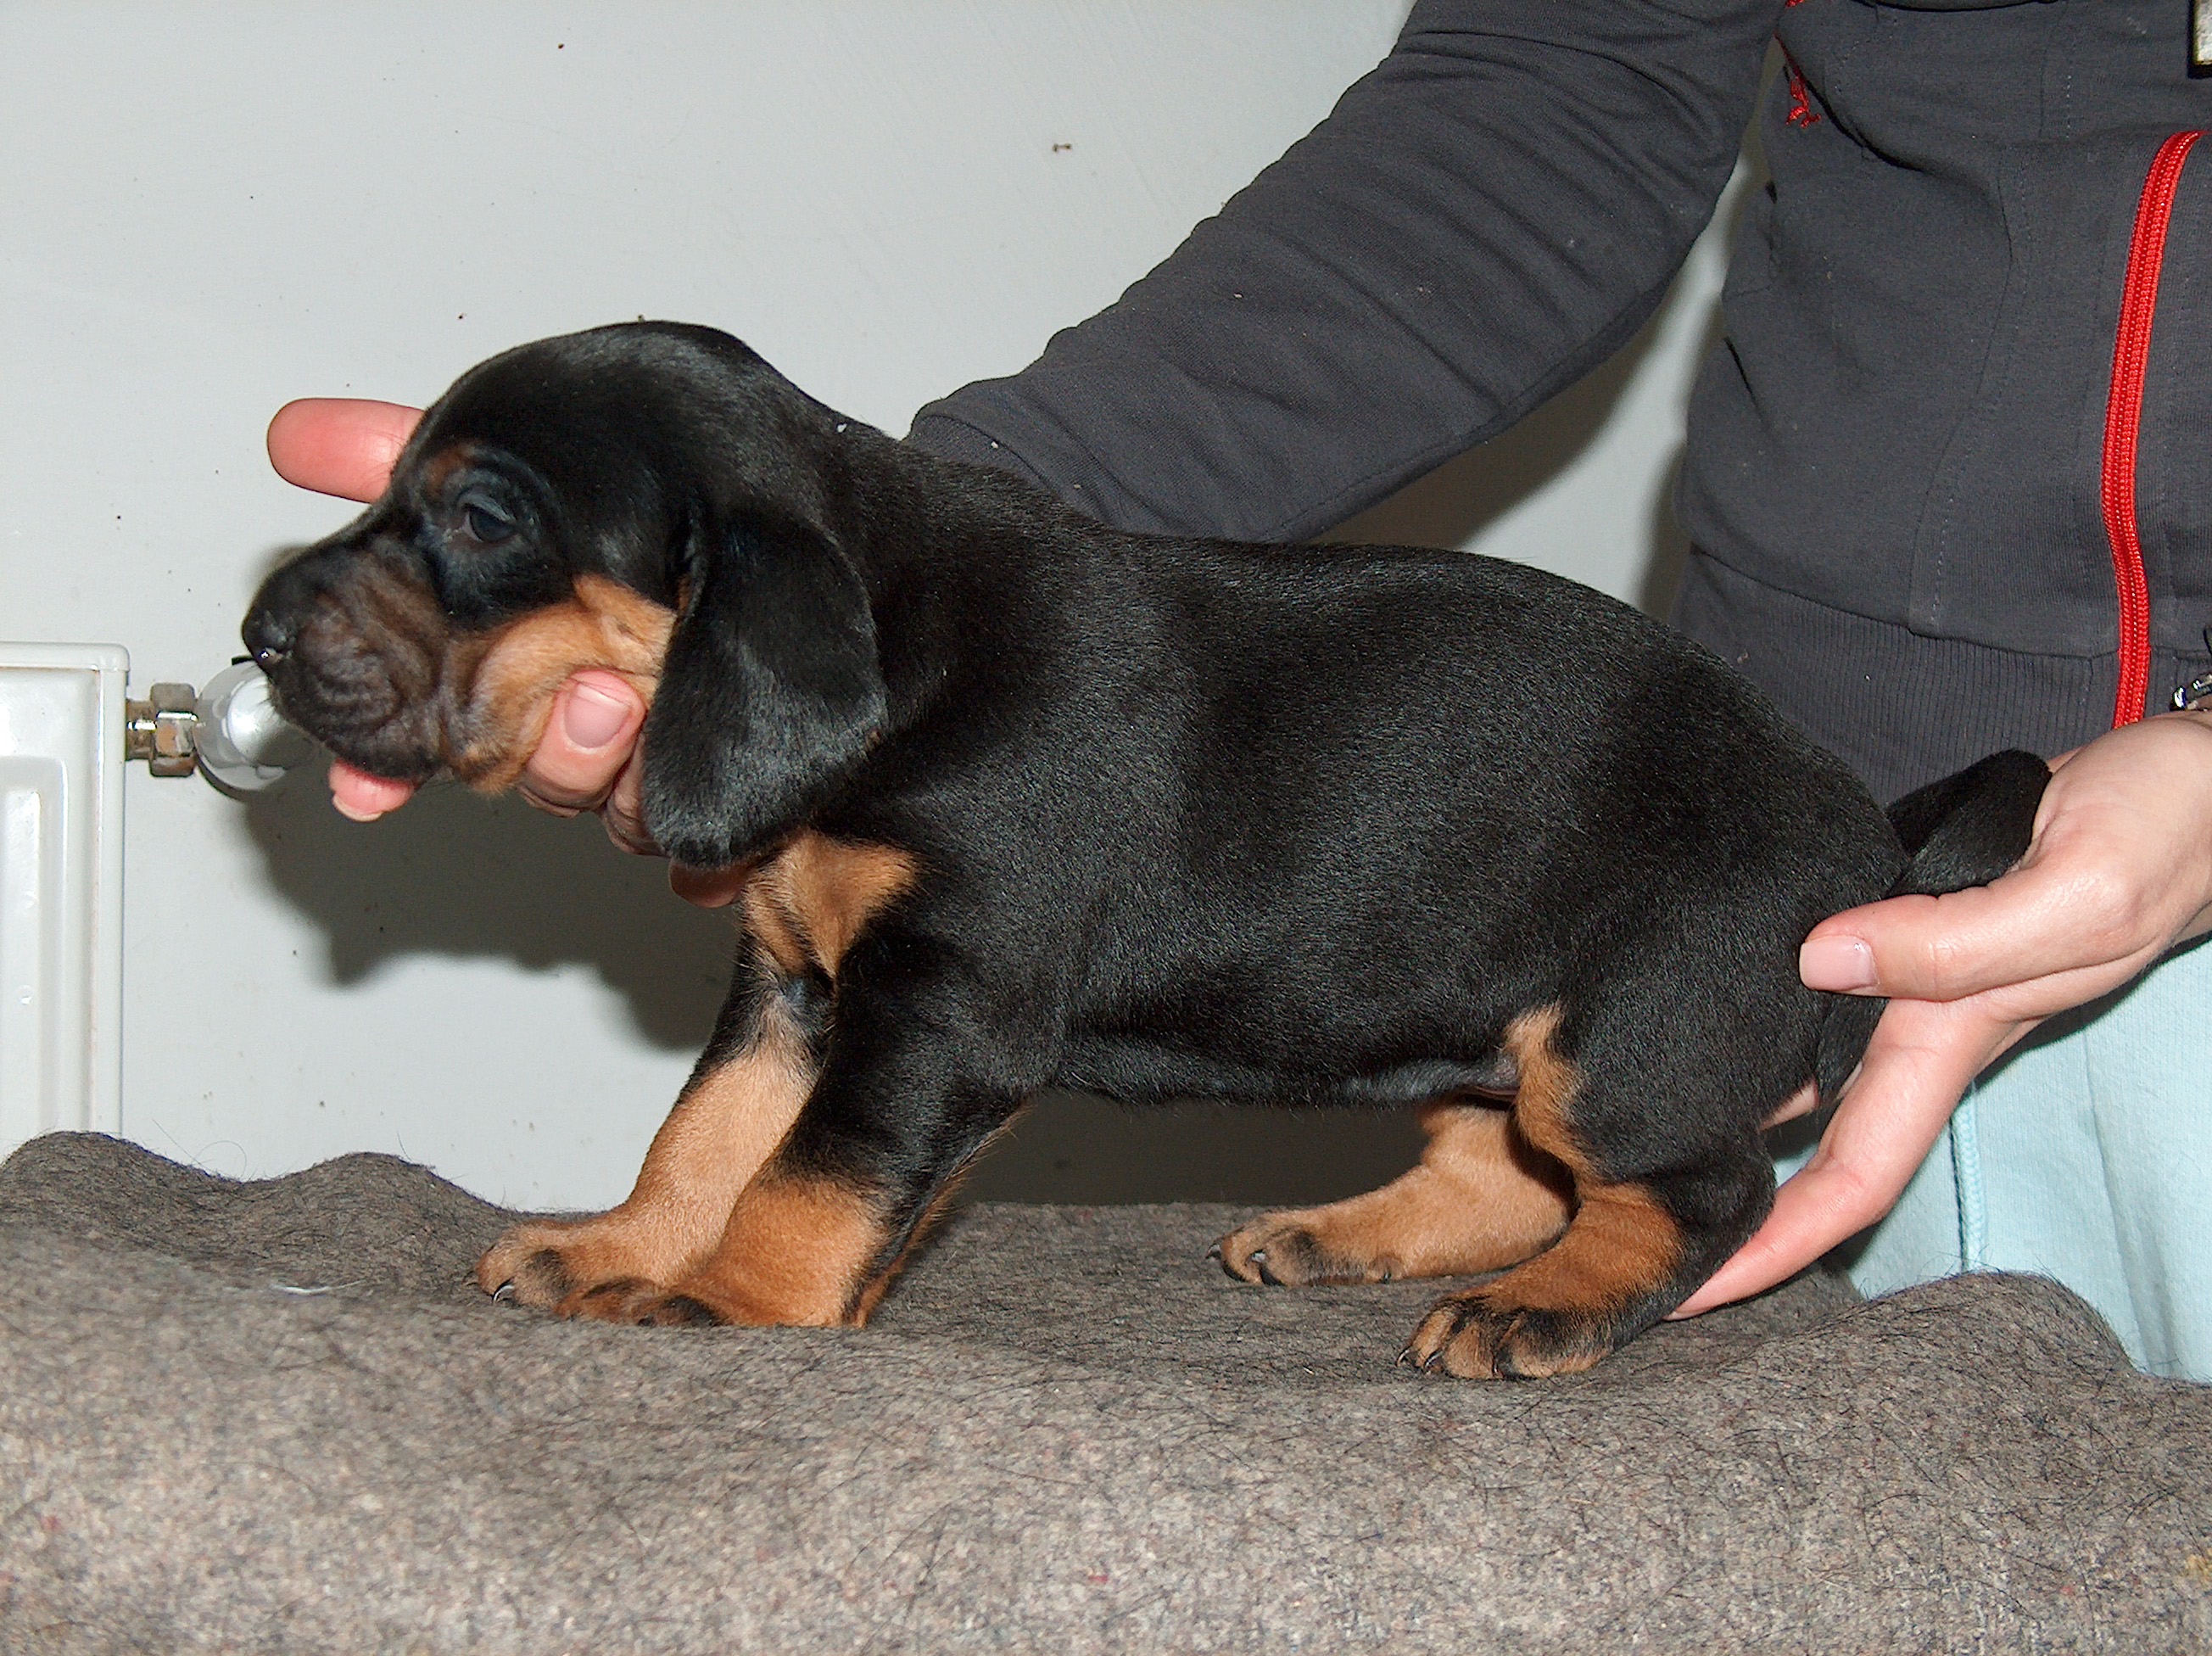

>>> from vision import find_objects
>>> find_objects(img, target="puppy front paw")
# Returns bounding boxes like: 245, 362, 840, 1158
477, 1221, 587, 1307
550, 1278, 725, 1326
476, 1217, 699, 1323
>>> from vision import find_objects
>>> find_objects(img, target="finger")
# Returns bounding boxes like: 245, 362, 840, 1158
515, 673, 646, 815
267, 399, 422, 502
598, 753, 659, 855
1669, 997, 2009, 1317
328, 759, 417, 821
1800, 848, 2115, 1001
669, 863, 749, 909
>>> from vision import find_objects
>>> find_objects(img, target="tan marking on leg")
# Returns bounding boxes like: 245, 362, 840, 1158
499, 836, 917, 1326
1450, 1183, 1679, 1315
1215, 1103, 1571, 1285
746, 832, 920, 979
1497, 1005, 1580, 1161
475, 990, 813, 1310
662, 1171, 888, 1326
634, 1110, 995, 1330
452, 574, 675, 789
1404, 1004, 1686, 1379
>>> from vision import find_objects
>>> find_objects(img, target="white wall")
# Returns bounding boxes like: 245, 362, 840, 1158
0, 2, 1741, 1210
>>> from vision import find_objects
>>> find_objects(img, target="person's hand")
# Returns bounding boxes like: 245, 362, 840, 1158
1673, 708, 2212, 1316
265, 398, 747, 907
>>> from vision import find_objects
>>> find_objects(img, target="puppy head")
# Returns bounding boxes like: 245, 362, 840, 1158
244, 322, 887, 864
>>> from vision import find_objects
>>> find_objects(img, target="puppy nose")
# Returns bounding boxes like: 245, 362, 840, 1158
242, 603, 295, 668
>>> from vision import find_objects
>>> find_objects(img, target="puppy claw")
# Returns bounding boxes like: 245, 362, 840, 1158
490, 1280, 518, 1306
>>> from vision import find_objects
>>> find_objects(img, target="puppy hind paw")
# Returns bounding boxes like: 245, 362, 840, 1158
1212, 1213, 1393, 1287
1400, 1290, 1617, 1380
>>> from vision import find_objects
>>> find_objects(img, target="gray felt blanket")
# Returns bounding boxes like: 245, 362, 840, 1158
0, 1133, 2206, 1653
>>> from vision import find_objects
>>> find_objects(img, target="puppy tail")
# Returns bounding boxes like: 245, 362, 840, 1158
1810, 749, 2051, 1114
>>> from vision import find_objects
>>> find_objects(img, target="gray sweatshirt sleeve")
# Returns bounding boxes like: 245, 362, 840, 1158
905, 0, 1780, 542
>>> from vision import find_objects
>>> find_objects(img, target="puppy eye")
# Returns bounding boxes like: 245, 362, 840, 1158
460, 500, 516, 545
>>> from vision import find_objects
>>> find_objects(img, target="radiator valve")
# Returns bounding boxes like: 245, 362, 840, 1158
125, 660, 311, 792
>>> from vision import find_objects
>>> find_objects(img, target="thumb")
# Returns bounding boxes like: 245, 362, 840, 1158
268, 399, 422, 502
1799, 865, 2083, 1002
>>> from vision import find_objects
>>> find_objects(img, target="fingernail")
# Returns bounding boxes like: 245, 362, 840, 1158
332, 797, 384, 823
563, 681, 632, 749
1800, 935, 1876, 992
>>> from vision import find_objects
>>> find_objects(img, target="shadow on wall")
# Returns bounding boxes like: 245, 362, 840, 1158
243, 259, 1719, 1205
962, 1090, 1428, 1205
242, 772, 736, 1054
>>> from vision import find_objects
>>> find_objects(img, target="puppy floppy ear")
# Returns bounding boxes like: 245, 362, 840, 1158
640, 514, 886, 869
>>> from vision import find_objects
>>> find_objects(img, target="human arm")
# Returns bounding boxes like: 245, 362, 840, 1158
1673, 708, 2212, 1315
909, 0, 1782, 539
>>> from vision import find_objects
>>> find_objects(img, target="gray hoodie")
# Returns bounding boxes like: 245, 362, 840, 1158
908, 0, 2212, 801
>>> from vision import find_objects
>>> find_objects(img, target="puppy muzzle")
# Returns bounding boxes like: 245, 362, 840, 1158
243, 540, 458, 783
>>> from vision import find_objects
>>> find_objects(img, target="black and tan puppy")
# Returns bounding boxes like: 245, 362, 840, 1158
243, 322, 2047, 1377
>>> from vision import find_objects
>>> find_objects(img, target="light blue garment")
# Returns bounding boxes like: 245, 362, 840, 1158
1774, 935, 2212, 1381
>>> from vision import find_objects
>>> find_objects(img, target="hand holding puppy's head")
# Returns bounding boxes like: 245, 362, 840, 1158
244, 322, 888, 865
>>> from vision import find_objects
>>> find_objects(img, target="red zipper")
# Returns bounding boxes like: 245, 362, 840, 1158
2100, 130, 2202, 728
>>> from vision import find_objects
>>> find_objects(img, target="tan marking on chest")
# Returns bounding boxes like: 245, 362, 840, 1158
741, 832, 920, 980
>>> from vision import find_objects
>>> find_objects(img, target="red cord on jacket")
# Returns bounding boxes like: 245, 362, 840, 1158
2100, 131, 2202, 728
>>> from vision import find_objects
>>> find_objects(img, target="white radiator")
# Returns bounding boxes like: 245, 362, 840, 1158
0, 643, 127, 1153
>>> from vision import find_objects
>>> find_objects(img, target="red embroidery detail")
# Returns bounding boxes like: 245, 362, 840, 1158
1781, 52, 1820, 127
2100, 131, 2203, 728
